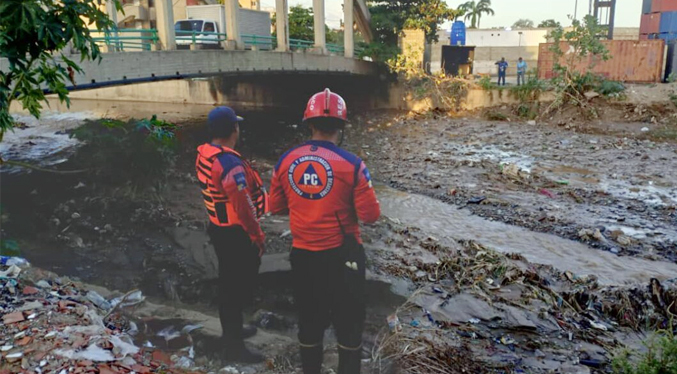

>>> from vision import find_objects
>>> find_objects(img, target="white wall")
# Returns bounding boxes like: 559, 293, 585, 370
465, 29, 550, 47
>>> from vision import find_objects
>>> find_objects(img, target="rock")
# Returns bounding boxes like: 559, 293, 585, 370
592, 229, 604, 241
578, 229, 594, 240
584, 91, 600, 99
71, 212, 81, 219
527, 120, 536, 126
641, 127, 649, 132
616, 235, 632, 246
219, 366, 239, 374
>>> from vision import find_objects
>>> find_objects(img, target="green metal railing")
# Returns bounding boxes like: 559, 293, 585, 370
242, 34, 276, 50
90, 28, 158, 51
91, 28, 363, 58
175, 30, 228, 47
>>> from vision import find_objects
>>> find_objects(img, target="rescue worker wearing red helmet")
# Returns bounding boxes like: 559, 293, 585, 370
195, 106, 268, 363
269, 89, 381, 373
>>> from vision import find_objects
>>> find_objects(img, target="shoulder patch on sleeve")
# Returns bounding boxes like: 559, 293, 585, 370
234, 172, 248, 191
363, 167, 372, 187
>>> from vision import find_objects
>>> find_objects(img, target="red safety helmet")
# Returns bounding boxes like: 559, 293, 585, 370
302, 88, 347, 123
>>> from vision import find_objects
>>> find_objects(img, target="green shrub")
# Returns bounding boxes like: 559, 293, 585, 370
509, 76, 547, 103
596, 80, 625, 97
70, 116, 177, 191
485, 110, 508, 121
612, 329, 677, 374
478, 75, 494, 90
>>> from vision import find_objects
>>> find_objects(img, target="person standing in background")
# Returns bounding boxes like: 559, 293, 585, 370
517, 57, 528, 86
496, 57, 508, 86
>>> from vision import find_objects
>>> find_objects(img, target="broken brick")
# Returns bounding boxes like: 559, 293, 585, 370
98, 366, 116, 374
3, 311, 25, 324
131, 365, 150, 374
151, 350, 171, 365
22, 286, 39, 296
16, 336, 33, 346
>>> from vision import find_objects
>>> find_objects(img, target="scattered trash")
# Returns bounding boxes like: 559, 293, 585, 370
468, 318, 480, 324
387, 314, 402, 332
555, 180, 569, 185
539, 188, 555, 198
641, 127, 649, 132
0, 256, 30, 268
280, 230, 292, 238
410, 320, 420, 327
87, 290, 113, 310
467, 196, 486, 204
589, 321, 608, 331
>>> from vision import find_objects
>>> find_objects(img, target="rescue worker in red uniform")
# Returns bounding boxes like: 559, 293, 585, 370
195, 107, 268, 363
270, 89, 380, 374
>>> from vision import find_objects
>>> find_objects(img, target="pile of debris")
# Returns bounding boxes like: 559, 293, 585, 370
370, 222, 677, 373
0, 257, 201, 373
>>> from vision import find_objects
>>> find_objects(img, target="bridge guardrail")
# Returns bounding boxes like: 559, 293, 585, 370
90, 29, 159, 51
91, 28, 363, 58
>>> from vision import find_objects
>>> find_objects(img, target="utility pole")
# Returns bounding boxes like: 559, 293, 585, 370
574, 0, 578, 20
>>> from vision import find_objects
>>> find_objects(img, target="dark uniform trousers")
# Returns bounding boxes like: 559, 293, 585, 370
208, 224, 261, 342
290, 238, 366, 353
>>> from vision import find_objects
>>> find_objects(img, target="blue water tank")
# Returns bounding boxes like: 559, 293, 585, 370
450, 21, 466, 46
660, 11, 677, 34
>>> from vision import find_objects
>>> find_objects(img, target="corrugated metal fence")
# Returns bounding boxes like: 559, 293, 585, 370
537, 40, 665, 83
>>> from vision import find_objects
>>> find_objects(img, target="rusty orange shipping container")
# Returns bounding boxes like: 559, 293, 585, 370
538, 40, 665, 83
652, 0, 677, 12
640, 13, 661, 34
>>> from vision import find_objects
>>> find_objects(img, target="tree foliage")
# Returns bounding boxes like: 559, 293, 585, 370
271, 6, 341, 44
547, 15, 613, 113
0, 0, 120, 143
538, 19, 562, 28
363, 0, 456, 61
512, 19, 535, 29
459, 0, 494, 29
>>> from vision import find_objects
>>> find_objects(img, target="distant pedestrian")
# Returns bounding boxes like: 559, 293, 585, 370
517, 57, 527, 86
496, 57, 508, 86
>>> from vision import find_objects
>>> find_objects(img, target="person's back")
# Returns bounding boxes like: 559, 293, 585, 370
270, 89, 379, 374
272, 140, 379, 250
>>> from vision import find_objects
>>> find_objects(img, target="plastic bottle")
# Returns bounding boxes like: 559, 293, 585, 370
0, 256, 30, 268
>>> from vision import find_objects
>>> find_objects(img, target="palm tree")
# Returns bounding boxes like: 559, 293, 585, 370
459, 0, 495, 29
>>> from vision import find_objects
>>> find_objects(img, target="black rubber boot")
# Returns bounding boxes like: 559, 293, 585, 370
300, 345, 323, 374
242, 324, 258, 339
223, 340, 265, 363
338, 347, 361, 374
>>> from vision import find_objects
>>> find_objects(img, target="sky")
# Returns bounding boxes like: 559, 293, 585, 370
259, 0, 643, 30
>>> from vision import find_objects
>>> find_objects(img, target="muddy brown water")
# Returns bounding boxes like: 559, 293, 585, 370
377, 186, 677, 285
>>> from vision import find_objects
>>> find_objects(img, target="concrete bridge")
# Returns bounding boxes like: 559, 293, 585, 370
39, 50, 377, 91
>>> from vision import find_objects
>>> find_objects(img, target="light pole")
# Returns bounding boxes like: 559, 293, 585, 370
574, 0, 578, 20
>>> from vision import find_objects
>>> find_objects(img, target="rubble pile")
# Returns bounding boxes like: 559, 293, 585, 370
370, 222, 677, 373
0, 259, 202, 373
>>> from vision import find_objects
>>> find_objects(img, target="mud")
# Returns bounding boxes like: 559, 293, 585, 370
3, 97, 677, 373
353, 108, 677, 262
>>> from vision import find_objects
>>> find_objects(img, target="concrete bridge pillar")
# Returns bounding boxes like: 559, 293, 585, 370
343, 0, 354, 58
156, 0, 176, 50
224, 0, 243, 50
312, 0, 326, 54
105, 0, 119, 53
275, 0, 289, 51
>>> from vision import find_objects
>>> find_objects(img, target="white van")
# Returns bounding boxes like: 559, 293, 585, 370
174, 19, 221, 49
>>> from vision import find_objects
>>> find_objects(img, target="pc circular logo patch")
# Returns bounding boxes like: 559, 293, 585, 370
288, 155, 334, 200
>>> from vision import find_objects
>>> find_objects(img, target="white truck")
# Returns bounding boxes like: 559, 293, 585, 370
175, 5, 272, 50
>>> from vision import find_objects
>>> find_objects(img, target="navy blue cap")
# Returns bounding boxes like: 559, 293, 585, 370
207, 106, 243, 131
